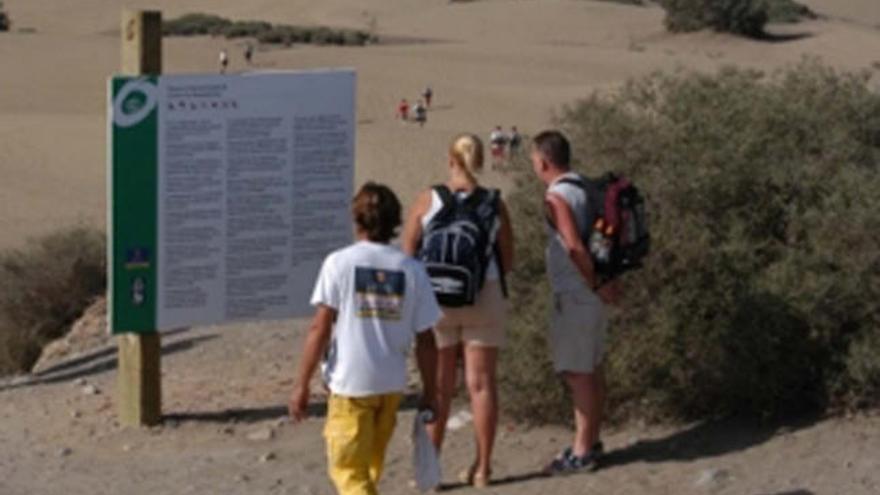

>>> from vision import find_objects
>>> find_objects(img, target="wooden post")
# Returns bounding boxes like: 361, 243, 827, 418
117, 9, 162, 427
117, 333, 162, 426
121, 10, 162, 75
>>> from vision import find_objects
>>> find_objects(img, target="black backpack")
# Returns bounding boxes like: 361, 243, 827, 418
418, 185, 503, 307
555, 173, 650, 283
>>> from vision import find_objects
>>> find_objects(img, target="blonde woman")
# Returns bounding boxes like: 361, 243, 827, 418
402, 133, 514, 487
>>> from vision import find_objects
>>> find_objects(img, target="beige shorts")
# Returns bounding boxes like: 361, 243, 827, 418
549, 289, 608, 374
434, 281, 508, 349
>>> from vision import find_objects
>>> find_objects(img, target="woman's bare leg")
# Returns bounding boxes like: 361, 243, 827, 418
464, 344, 499, 478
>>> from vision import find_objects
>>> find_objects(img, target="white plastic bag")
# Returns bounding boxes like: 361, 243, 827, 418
412, 410, 442, 492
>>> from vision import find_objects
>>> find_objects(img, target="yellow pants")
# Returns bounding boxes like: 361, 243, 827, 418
324, 393, 403, 495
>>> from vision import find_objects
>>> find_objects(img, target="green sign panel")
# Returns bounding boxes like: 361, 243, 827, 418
109, 77, 159, 333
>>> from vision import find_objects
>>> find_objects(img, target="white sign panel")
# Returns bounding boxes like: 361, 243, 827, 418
109, 70, 355, 332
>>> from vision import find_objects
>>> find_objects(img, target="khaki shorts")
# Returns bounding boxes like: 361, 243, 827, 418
434, 281, 508, 349
549, 289, 608, 374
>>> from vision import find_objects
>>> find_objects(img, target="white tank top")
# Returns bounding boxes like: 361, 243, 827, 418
545, 172, 598, 295
420, 188, 501, 281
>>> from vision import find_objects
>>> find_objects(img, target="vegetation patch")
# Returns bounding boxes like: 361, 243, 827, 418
163, 13, 376, 46
659, 0, 817, 37
593, 0, 647, 6
0, 1, 11, 32
0, 227, 106, 375
500, 59, 880, 425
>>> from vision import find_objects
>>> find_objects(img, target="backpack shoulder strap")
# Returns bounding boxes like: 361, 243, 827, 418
470, 186, 499, 209
557, 176, 586, 188
424, 185, 457, 231
549, 174, 604, 235
463, 187, 501, 226
432, 184, 454, 206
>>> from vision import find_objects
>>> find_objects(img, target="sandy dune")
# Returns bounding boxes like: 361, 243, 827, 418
2, 0, 880, 249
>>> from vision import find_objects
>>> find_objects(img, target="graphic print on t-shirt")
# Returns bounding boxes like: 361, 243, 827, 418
355, 267, 406, 320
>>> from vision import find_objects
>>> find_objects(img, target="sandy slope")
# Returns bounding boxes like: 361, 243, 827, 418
1, 1, 880, 494
2, 319, 879, 495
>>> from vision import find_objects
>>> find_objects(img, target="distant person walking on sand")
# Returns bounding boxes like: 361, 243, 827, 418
289, 182, 441, 495
530, 130, 620, 475
402, 133, 515, 488
423, 86, 433, 108
414, 99, 428, 127
489, 126, 508, 170
244, 43, 254, 65
219, 49, 229, 74
509, 126, 522, 155
398, 98, 410, 121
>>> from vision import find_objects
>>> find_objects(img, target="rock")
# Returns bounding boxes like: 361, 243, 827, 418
33, 299, 109, 373
70, 410, 81, 419
694, 468, 730, 489
74, 378, 87, 387
57, 447, 72, 458
218, 425, 235, 436
247, 427, 275, 442
259, 452, 277, 463
81, 384, 100, 396
122, 444, 133, 452
236, 474, 251, 483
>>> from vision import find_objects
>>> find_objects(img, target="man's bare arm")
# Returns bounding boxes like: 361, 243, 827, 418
546, 193, 598, 289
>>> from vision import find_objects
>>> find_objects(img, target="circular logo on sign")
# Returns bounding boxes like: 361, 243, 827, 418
113, 78, 158, 128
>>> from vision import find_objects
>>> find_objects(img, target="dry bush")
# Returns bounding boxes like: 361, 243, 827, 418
0, 227, 106, 374
163, 13, 375, 46
659, 0, 816, 37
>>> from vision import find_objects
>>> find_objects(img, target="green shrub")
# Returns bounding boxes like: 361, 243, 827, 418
659, 0, 816, 36
840, 330, 880, 409
0, 227, 106, 375
221, 20, 273, 39
0, 1, 11, 32
660, 0, 769, 36
163, 13, 374, 46
162, 13, 232, 36
500, 59, 880, 425
594, 0, 646, 5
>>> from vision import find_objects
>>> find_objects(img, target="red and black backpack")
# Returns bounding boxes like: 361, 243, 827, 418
556, 173, 650, 283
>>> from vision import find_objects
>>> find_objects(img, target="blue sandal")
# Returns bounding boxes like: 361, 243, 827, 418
543, 446, 601, 475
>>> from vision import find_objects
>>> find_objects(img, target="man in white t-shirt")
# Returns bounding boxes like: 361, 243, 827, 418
289, 182, 442, 495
